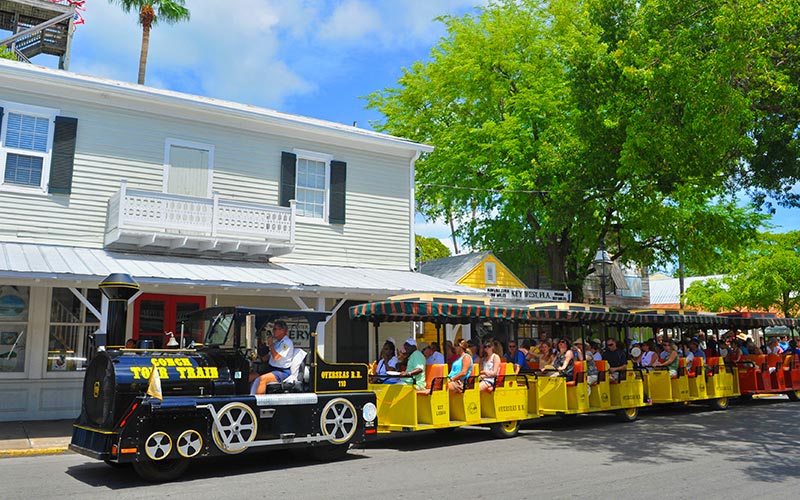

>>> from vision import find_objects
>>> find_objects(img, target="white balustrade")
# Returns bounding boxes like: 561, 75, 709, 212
106, 183, 293, 244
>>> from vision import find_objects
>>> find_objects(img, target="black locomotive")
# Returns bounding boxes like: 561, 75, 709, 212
69, 306, 377, 482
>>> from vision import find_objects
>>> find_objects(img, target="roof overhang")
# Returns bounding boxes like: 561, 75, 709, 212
0, 243, 482, 299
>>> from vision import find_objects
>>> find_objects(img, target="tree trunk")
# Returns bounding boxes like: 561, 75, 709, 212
138, 24, 150, 85
137, 6, 156, 85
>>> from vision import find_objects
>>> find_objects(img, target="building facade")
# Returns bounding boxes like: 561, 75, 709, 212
0, 59, 474, 421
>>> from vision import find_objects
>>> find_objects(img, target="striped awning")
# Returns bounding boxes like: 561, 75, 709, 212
349, 299, 800, 329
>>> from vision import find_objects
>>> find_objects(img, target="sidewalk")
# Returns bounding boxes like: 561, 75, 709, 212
0, 419, 73, 457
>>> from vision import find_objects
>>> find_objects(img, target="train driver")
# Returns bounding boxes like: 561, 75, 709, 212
252, 320, 294, 394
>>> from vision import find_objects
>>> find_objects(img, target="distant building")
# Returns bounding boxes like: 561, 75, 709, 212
649, 274, 723, 309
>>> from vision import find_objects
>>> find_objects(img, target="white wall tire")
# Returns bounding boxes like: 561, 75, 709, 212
320, 398, 357, 445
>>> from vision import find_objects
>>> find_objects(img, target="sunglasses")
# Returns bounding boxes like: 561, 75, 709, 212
508, 344, 517, 348
606, 343, 615, 347
483, 344, 493, 348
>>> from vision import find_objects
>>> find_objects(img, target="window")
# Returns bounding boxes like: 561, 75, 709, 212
484, 262, 497, 285
296, 156, 327, 219
280, 150, 347, 224
0, 285, 29, 374
47, 288, 101, 373
164, 139, 213, 198
0, 103, 56, 191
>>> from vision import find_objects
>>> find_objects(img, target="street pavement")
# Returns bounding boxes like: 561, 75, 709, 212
0, 419, 72, 457
1, 398, 800, 499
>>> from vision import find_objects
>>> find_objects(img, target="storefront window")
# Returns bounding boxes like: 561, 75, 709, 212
48, 288, 101, 372
0, 285, 29, 373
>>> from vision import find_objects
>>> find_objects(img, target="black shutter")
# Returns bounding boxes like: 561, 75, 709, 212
329, 160, 346, 224
0, 107, 4, 136
48, 116, 78, 194
280, 151, 296, 207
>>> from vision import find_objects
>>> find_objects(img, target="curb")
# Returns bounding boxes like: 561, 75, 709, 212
0, 447, 70, 458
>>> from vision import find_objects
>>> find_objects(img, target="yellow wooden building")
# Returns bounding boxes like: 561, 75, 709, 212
417, 252, 527, 348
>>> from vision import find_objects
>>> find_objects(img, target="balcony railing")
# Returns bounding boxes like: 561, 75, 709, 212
105, 181, 294, 259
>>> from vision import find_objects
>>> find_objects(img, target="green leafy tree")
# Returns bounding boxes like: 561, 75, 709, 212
0, 45, 16, 61
415, 235, 451, 265
367, 0, 774, 299
685, 232, 800, 317
109, 0, 190, 84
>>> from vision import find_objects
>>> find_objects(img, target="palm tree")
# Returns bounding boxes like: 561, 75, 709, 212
110, 1, 190, 85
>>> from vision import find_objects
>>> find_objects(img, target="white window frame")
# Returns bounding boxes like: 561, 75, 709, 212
0, 100, 59, 194
293, 148, 332, 224
162, 138, 214, 198
43, 287, 101, 379
484, 261, 497, 285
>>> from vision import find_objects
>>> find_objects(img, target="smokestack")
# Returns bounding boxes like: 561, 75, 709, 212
98, 273, 140, 347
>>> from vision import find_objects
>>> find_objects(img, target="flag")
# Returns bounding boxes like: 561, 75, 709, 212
73, 12, 84, 26
147, 367, 163, 401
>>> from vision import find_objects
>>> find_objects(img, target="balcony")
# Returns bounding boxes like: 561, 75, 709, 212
104, 181, 294, 260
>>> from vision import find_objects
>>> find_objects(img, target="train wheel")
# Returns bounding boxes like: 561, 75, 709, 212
144, 431, 172, 461
132, 458, 189, 483
177, 430, 204, 458
709, 397, 729, 411
212, 402, 257, 454
490, 420, 520, 438
320, 398, 358, 445
787, 390, 800, 402
616, 407, 639, 423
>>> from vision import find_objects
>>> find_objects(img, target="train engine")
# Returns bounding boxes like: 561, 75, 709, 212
69, 307, 377, 482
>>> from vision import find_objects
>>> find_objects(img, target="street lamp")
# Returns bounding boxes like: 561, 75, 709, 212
594, 242, 612, 306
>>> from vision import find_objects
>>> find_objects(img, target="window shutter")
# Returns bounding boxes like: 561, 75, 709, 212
48, 116, 78, 194
279, 151, 296, 207
0, 107, 4, 136
329, 160, 346, 224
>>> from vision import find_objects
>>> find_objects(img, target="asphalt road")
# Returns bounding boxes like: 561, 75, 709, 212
2, 398, 799, 499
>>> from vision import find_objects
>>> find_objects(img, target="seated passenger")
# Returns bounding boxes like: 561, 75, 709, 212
252, 320, 294, 394
766, 338, 784, 355
397, 338, 426, 390
374, 339, 400, 384
639, 340, 657, 367
467, 338, 480, 363
602, 339, 627, 381
527, 340, 553, 366
479, 341, 502, 392
505, 339, 526, 371
653, 340, 680, 377
689, 339, 706, 361
552, 338, 575, 381
421, 342, 445, 365
125, 338, 136, 349
447, 340, 473, 393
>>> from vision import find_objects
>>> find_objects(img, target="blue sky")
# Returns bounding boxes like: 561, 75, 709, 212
23, 0, 800, 251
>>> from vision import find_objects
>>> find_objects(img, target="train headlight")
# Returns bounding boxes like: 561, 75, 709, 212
362, 402, 377, 423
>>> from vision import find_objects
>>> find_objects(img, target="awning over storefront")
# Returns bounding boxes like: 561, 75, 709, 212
0, 243, 482, 298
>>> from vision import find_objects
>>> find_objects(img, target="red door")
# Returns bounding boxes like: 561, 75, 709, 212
132, 293, 205, 348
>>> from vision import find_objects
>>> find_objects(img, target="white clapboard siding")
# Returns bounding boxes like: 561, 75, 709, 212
1, 78, 417, 269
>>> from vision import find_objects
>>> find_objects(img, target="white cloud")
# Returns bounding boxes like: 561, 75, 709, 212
319, 0, 383, 42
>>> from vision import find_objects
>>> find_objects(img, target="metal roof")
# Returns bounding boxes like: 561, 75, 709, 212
418, 251, 493, 283
649, 275, 723, 305
0, 243, 482, 296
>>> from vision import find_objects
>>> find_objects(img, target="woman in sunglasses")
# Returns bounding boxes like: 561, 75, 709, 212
552, 338, 575, 381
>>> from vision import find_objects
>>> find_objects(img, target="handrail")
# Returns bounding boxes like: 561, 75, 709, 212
0, 11, 73, 47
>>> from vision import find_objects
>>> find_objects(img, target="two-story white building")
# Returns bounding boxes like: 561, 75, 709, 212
0, 59, 475, 421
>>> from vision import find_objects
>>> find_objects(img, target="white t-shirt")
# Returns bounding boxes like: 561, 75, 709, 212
270, 335, 294, 369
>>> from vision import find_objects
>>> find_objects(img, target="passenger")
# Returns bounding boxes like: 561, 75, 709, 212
445, 340, 457, 366
726, 338, 744, 363
374, 339, 400, 384
689, 339, 706, 361
552, 338, 575, 381
253, 320, 294, 394
639, 340, 657, 367
429, 342, 446, 364
682, 340, 695, 365
519, 338, 531, 358
447, 340, 473, 393
419, 342, 436, 365
467, 338, 480, 363
589, 340, 603, 361
742, 339, 753, 355
571, 339, 585, 361
505, 339, 526, 371
766, 338, 784, 355
653, 340, 680, 377
398, 338, 426, 390
528, 340, 553, 366
478, 340, 502, 392
125, 338, 136, 349
602, 339, 627, 381
493, 339, 505, 358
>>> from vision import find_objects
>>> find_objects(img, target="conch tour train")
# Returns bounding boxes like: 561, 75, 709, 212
69, 275, 800, 481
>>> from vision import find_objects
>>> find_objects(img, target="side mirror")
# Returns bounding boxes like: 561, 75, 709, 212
244, 314, 255, 351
